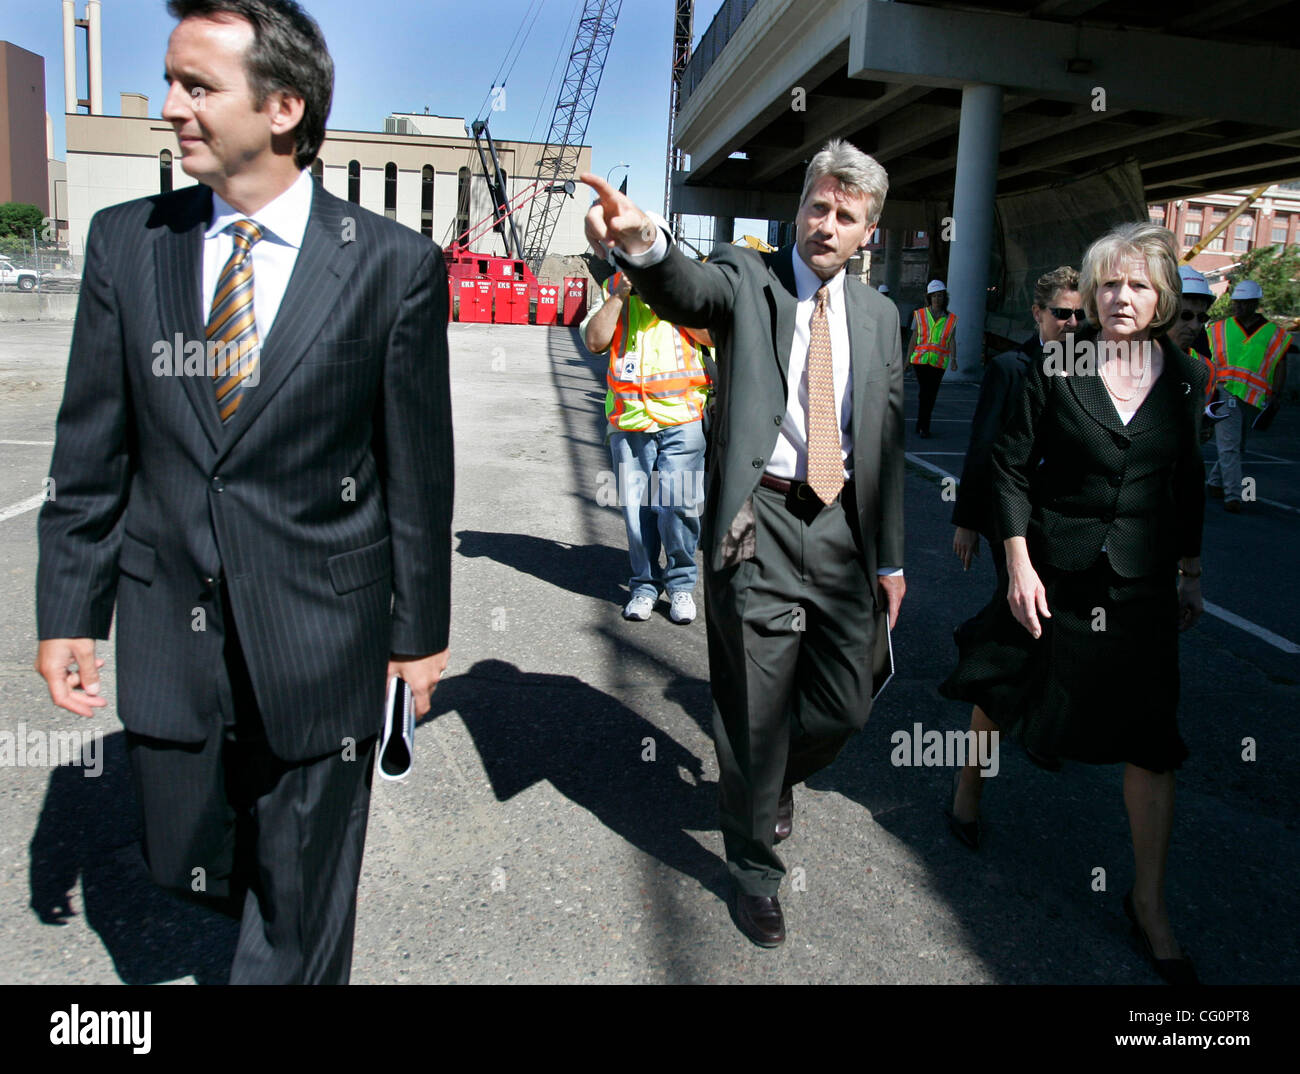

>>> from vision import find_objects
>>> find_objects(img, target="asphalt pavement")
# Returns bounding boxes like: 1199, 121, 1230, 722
0, 320, 1296, 984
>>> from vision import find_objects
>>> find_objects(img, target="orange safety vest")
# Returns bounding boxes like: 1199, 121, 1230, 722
1208, 316, 1291, 407
1189, 347, 1217, 403
910, 307, 957, 369
603, 272, 711, 431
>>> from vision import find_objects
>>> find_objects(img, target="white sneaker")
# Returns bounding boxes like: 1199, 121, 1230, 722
623, 593, 655, 621
669, 591, 696, 624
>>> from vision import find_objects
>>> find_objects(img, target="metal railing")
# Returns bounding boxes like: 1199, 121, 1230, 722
679, 0, 760, 106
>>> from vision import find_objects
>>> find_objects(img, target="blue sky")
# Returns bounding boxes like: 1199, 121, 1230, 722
6, 0, 732, 218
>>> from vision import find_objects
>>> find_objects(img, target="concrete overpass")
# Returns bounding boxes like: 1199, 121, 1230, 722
672, 0, 1300, 371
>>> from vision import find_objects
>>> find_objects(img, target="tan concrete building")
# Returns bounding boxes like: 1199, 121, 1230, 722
65, 101, 591, 265
0, 42, 49, 212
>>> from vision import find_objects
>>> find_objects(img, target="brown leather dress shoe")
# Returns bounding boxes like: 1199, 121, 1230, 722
774, 785, 794, 843
734, 893, 786, 947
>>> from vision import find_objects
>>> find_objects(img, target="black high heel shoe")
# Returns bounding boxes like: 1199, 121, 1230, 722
1123, 890, 1199, 986
944, 768, 981, 850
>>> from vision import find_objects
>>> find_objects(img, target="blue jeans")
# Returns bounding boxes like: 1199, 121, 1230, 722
608, 423, 706, 599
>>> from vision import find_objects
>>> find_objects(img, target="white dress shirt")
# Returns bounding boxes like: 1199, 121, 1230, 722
619, 225, 901, 577
203, 169, 313, 339
769, 248, 852, 482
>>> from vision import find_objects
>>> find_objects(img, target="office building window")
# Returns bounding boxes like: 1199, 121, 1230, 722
384, 163, 398, 220
1272, 217, 1288, 245
348, 160, 360, 204
1183, 221, 1200, 246
1208, 235, 1225, 251
1235, 220, 1252, 252
456, 166, 471, 243
421, 166, 434, 239
160, 149, 173, 193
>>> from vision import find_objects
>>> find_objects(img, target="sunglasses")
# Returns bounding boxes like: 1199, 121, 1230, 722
1048, 307, 1085, 321
1179, 310, 1210, 323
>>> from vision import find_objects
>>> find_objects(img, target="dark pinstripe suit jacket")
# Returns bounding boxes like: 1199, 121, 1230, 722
992, 335, 1207, 578
37, 180, 453, 761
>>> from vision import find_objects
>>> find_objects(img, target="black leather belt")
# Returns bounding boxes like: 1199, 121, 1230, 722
759, 473, 851, 502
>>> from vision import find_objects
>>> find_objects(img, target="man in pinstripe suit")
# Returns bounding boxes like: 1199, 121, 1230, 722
33, 0, 452, 983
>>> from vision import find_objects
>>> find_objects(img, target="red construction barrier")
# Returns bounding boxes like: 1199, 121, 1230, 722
561, 276, 587, 326
454, 278, 477, 322
535, 282, 558, 325
511, 281, 531, 325
492, 279, 514, 323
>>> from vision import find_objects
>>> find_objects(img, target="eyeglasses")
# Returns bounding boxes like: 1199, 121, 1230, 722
1048, 307, 1085, 321
1178, 310, 1210, 323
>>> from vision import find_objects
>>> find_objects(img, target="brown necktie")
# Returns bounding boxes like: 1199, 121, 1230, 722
805, 284, 844, 504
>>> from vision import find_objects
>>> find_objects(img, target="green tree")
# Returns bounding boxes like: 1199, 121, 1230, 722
0, 202, 45, 239
1208, 243, 1300, 319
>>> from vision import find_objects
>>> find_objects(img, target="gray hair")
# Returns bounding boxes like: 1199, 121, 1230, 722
1078, 222, 1180, 335
799, 139, 889, 225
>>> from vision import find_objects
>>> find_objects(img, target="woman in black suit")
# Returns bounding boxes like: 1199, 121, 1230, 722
941, 222, 1206, 985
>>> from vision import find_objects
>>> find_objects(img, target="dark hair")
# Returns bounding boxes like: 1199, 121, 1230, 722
167, 0, 333, 170
1032, 265, 1080, 310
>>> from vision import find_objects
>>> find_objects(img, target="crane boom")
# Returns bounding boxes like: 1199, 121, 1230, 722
519, 0, 624, 270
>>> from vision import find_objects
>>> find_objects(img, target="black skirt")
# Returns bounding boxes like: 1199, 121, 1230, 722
940, 553, 1187, 772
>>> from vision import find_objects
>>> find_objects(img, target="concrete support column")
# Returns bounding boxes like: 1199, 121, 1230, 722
62, 1, 77, 113
87, 0, 103, 115
712, 215, 734, 248
884, 226, 902, 292
947, 82, 1002, 380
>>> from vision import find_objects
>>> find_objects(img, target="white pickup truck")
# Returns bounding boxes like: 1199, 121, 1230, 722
0, 257, 40, 291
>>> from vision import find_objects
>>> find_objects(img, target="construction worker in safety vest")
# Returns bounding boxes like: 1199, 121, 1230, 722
1205, 279, 1292, 512
1171, 265, 1225, 445
907, 279, 957, 438
582, 230, 714, 623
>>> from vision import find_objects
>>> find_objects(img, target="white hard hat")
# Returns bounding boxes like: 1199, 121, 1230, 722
926, 279, 946, 294
1231, 279, 1263, 301
877, 283, 890, 294
1178, 264, 1213, 298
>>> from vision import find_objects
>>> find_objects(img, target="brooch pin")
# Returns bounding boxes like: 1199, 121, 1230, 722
1181, 382, 1190, 395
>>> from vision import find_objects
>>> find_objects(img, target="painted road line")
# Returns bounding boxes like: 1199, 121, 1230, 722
0, 440, 54, 446
0, 493, 44, 523
905, 452, 958, 481
905, 453, 1300, 654
1257, 497, 1300, 514
1203, 601, 1300, 654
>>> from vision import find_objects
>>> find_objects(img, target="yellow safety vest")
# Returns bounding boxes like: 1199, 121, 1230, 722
910, 307, 957, 369
601, 273, 712, 432
1208, 317, 1291, 407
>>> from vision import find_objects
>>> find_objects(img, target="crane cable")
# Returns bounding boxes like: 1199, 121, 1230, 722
474, 0, 549, 123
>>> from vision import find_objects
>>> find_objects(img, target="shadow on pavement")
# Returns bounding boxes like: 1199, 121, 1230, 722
455, 529, 628, 605
28, 729, 237, 984
420, 660, 728, 901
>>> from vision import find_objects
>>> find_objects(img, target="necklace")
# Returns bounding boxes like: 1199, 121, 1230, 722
1101, 355, 1150, 403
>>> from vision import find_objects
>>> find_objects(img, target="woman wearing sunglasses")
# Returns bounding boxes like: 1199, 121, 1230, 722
941, 223, 1207, 985
948, 267, 1082, 802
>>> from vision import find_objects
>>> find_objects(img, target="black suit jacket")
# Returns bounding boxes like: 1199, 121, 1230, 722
992, 335, 1207, 577
37, 180, 453, 761
952, 337, 1037, 540
618, 241, 905, 580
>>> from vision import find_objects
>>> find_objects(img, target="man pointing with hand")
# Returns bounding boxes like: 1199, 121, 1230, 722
581, 139, 905, 947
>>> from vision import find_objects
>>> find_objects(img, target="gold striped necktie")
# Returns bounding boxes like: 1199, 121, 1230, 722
208, 219, 263, 424
805, 284, 844, 505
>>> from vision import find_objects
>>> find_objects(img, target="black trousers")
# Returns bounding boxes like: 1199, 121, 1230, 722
913, 362, 946, 433
704, 482, 877, 896
125, 583, 377, 984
